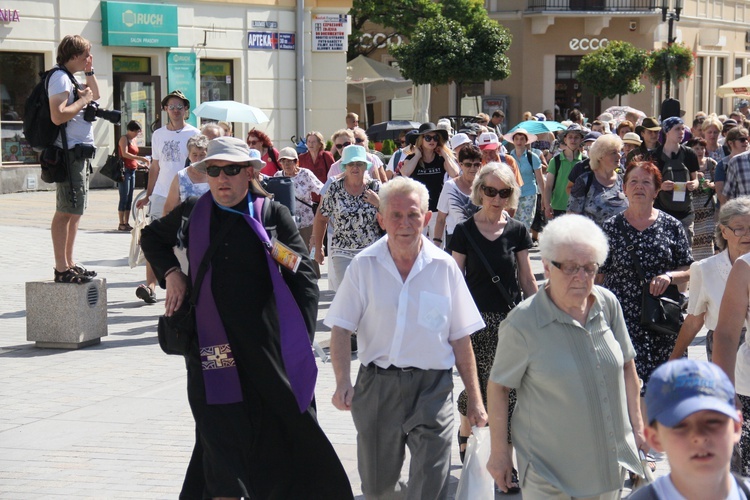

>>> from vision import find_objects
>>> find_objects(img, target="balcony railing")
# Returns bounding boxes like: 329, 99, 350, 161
526, 0, 659, 12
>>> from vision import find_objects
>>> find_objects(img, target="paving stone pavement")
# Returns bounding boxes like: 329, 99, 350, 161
0, 188, 701, 498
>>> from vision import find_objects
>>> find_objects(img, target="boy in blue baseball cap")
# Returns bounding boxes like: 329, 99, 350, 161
631, 359, 747, 499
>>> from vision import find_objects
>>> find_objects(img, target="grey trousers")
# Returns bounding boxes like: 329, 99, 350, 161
351, 365, 454, 500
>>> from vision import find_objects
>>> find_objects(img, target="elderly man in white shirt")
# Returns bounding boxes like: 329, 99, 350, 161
326, 176, 487, 500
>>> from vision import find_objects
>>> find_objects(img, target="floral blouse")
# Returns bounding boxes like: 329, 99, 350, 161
319, 177, 382, 250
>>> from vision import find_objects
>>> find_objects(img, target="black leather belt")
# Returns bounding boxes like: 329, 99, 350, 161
366, 364, 418, 374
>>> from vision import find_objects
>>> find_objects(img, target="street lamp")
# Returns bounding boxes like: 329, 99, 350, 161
661, 0, 683, 99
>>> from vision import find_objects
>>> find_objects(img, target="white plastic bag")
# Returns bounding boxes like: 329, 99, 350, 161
129, 204, 148, 268
455, 426, 494, 500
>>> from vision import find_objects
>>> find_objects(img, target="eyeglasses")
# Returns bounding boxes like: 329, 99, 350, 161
480, 185, 513, 198
355, 137, 365, 144
423, 134, 440, 143
167, 105, 184, 111
345, 161, 367, 169
205, 164, 247, 177
725, 225, 750, 237
550, 261, 600, 276
335, 141, 352, 149
462, 161, 482, 169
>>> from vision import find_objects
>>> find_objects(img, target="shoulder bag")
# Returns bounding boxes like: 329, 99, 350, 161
617, 216, 683, 336
458, 222, 517, 313
100, 141, 125, 183
157, 216, 238, 355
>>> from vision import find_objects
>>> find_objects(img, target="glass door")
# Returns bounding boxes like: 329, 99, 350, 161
113, 75, 161, 155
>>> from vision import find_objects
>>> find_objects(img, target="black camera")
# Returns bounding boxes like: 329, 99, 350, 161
83, 102, 121, 124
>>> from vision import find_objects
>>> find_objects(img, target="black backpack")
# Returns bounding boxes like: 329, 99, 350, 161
23, 66, 78, 152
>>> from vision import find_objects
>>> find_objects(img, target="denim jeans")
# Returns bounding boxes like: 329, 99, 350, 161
118, 168, 136, 211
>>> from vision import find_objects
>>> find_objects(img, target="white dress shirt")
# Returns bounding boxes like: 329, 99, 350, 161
324, 235, 484, 370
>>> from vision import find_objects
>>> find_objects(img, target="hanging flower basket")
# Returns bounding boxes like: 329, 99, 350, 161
646, 43, 694, 86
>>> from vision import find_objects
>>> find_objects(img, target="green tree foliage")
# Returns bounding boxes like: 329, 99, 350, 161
577, 41, 649, 102
348, 0, 439, 61
389, 11, 511, 86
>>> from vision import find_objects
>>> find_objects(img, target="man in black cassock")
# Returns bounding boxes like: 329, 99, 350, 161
141, 136, 352, 499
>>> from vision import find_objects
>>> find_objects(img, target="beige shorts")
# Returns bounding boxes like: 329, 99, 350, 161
56, 153, 89, 216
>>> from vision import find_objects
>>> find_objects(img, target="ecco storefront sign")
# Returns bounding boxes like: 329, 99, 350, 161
569, 38, 609, 51
101, 1, 178, 47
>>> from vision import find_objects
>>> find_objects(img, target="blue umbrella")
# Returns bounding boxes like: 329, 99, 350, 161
506, 120, 566, 135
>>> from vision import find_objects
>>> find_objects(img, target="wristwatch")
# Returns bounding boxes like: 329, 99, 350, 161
665, 271, 673, 283
85, 69, 95, 76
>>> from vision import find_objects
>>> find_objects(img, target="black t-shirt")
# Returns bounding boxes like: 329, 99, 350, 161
448, 216, 533, 313
654, 144, 700, 220
406, 153, 445, 212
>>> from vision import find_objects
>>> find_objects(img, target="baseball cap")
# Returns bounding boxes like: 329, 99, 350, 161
278, 147, 298, 161
646, 359, 739, 427
477, 132, 500, 150
582, 131, 601, 144
192, 136, 265, 172
739, 100, 750, 109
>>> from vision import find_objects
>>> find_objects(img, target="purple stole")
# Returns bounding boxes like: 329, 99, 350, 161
189, 193, 317, 413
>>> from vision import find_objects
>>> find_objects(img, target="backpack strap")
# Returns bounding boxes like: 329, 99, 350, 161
733, 472, 750, 496
550, 154, 562, 192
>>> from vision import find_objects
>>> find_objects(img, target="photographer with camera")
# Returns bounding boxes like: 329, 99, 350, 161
48, 35, 100, 284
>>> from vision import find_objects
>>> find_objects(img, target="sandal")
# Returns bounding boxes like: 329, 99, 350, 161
72, 264, 97, 277
136, 284, 157, 304
118, 223, 130, 232
457, 430, 469, 464
54, 268, 92, 284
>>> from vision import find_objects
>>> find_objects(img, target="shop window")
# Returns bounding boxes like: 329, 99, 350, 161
0, 52, 44, 164
199, 59, 233, 117
389, 60, 413, 121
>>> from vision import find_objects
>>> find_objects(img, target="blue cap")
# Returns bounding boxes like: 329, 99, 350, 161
340, 145, 372, 168
583, 131, 602, 143
646, 359, 738, 427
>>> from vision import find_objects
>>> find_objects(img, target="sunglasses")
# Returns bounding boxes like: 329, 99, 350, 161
167, 104, 184, 111
735, 137, 749, 143
481, 185, 513, 198
335, 141, 352, 149
423, 134, 440, 143
355, 137, 365, 144
205, 164, 246, 177
462, 161, 482, 169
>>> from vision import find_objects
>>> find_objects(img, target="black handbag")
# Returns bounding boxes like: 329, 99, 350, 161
100, 148, 124, 183
156, 217, 238, 356
617, 216, 683, 335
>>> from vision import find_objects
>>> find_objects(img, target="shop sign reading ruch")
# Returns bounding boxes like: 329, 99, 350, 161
569, 38, 609, 51
312, 14, 347, 52
0, 8, 20, 22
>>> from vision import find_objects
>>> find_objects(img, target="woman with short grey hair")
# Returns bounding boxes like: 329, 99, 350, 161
487, 214, 645, 497
568, 134, 628, 225
670, 196, 750, 362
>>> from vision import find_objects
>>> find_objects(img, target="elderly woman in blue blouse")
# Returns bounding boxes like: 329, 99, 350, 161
506, 128, 545, 230
486, 214, 645, 498
567, 134, 628, 226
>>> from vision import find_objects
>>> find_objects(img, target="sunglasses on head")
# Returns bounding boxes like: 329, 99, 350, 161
481, 185, 513, 198
423, 134, 440, 143
205, 164, 247, 177
335, 141, 352, 149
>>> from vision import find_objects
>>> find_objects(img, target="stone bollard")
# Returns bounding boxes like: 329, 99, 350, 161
26, 279, 108, 348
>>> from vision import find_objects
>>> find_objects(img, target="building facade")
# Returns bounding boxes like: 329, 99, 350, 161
0, 0, 351, 193
356, 0, 750, 131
